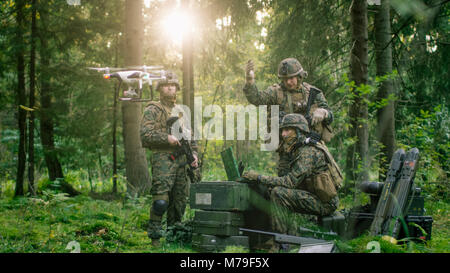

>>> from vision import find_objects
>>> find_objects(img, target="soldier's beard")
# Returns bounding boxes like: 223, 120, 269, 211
286, 83, 296, 90
161, 93, 176, 105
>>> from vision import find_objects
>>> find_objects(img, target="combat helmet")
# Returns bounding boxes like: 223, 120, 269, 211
156, 71, 180, 91
277, 58, 307, 79
280, 113, 310, 134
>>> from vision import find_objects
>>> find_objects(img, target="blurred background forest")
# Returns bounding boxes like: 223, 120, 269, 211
0, 0, 448, 253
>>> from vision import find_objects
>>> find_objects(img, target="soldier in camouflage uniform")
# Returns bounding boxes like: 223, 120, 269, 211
243, 58, 333, 176
239, 114, 342, 250
140, 71, 199, 246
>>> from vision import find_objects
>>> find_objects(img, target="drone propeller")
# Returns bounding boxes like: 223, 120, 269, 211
126, 65, 164, 71
87, 67, 126, 72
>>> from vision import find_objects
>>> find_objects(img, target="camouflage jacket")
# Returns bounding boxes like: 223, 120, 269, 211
259, 144, 328, 190
243, 82, 333, 124
140, 100, 198, 154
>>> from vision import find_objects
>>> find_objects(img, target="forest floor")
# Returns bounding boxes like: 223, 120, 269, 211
0, 191, 448, 253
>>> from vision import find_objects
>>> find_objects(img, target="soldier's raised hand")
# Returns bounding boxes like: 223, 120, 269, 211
245, 60, 255, 85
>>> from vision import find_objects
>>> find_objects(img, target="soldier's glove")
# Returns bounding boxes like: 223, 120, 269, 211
245, 60, 255, 84
236, 170, 261, 184
311, 108, 328, 126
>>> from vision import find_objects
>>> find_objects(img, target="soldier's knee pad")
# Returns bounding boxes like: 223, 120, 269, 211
152, 200, 168, 216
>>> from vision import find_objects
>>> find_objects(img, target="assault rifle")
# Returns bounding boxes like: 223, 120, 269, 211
166, 116, 199, 183
239, 228, 336, 253
304, 87, 321, 144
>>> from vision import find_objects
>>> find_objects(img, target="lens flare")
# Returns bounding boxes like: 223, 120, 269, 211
161, 10, 195, 45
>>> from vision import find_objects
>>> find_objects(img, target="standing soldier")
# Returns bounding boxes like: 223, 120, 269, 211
243, 58, 333, 176
238, 114, 342, 251
140, 71, 198, 246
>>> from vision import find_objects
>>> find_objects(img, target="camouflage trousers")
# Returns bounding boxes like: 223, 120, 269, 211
269, 186, 338, 235
148, 151, 189, 239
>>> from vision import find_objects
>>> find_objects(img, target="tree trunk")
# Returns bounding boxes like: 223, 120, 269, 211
182, 0, 195, 125
28, 0, 37, 196
346, 0, 369, 185
375, 0, 395, 180
112, 34, 119, 194
123, 0, 150, 196
38, 3, 79, 196
15, 0, 26, 197
112, 84, 119, 194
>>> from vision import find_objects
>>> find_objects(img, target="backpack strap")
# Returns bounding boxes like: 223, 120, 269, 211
286, 92, 294, 113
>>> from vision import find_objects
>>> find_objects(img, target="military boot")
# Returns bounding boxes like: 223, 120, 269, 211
147, 219, 163, 248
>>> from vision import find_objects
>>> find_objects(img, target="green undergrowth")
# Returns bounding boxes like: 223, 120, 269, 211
0, 191, 448, 253
0, 193, 192, 253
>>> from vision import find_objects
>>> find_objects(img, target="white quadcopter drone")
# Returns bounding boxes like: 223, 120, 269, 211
88, 65, 166, 102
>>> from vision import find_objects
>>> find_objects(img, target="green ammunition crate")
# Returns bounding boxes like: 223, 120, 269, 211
190, 181, 250, 211
192, 233, 249, 252
193, 210, 245, 236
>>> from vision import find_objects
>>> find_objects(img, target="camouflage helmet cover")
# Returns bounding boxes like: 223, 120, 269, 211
277, 58, 307, 79
156, 71, 180, 91
280, 113, 310, 133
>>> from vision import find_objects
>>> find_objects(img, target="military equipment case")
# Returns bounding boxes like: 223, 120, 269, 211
345, 212, 433, 241
193, 210, 245, 236
399, 215, 433, 241
190, 181, 250, 211
221, 147, 241, 181
244, 184, 273, 250
318, 212, 346, 236
192, 234, 249, 252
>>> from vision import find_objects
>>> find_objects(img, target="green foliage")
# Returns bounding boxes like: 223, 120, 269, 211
397, 105, 449, 201
220, 245, 250, 253
165, 221, 194, 244
337, 235, 405, 253
0, 186, 448, 253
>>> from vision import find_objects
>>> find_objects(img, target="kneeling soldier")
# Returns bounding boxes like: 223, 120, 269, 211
239, 114, 342, 249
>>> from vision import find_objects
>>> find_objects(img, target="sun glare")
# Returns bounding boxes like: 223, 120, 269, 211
161, 10, 195, 45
